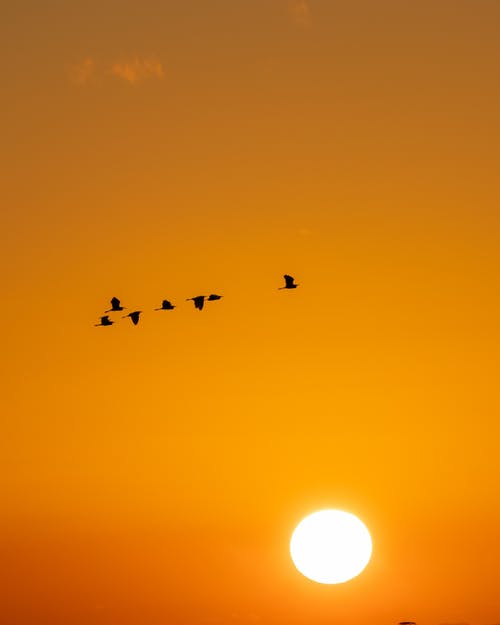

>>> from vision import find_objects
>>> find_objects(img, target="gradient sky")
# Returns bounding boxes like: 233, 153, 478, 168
2, 1, 500, 624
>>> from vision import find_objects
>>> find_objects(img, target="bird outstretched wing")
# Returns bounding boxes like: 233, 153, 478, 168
130, 311, 141, 325
111, 297, 120, 308
97, 315, 112, 326
284, 275, 294, 288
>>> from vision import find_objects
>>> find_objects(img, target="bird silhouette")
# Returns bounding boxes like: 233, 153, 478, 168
106, 297, 125, 312
279, 274, 299, 289
187, 295, 205, 310
399, 622, 417, 624
207, 294, 222, 301
155, 299, 175, 311
123, 311, 142, 325
95, 315, 113, 327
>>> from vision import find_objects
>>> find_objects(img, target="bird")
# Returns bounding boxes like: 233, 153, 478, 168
106, 297, 125, 312
155, 299, 175, 311
95, 315, 113, 327
399, 622, 417, 624
123, 311, 142, 325
207, 294, 222, 301
279, 274, 299, 289
187, 295, 205, 310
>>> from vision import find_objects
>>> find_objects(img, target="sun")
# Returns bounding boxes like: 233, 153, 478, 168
290, 509, 372, 584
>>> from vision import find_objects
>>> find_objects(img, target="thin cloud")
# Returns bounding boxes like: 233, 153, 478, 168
68, 57, 95, 85
289, 0, 312, 27
110, 56, 165, 84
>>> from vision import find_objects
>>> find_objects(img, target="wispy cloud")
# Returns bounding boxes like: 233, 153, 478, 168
68, 57, 95, 85
289, 0, 312, 27
110, 56, 165, 84
67, 55, 165, 86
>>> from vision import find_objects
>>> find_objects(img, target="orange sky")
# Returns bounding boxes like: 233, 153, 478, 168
2, 1, 500, 624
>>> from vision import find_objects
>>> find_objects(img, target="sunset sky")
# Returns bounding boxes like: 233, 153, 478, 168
2, 1, 500, 624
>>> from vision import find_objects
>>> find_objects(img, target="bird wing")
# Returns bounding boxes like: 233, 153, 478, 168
131, 311, 141, 324
284, 275, 294, 287
195, 296, 204, 310
111, 297, 120, 308
208, 294, 221, 300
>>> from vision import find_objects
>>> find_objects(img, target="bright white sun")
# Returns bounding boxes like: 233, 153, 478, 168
290, 509, 372, 584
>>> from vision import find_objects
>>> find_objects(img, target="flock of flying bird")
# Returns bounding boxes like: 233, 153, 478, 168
94, 274, 299, 327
